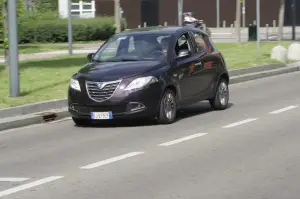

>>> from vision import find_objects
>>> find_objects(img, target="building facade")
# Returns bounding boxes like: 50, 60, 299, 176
59, 0, 96, 18
95, 0, 300, 28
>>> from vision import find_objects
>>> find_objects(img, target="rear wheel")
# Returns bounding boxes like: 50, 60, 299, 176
72, 117, 91, 126
209, 78, 229, 110
157, 89, 177, 124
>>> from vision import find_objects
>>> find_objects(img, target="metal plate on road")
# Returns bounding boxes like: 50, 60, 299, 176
90, 112, 113, 120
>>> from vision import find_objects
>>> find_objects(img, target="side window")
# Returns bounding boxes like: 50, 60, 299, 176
192, 32, 207, 53
175, 33, 192, 56
128, 36, 135, 52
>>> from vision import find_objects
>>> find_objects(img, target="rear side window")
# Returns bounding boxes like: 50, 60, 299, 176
191, 32, 207, 53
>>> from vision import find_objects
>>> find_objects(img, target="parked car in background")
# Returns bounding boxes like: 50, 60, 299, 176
68, 26, 230, 126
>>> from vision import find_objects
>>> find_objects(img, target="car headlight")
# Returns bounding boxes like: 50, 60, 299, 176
70, 78, 81, 91
124, 76, 158, 91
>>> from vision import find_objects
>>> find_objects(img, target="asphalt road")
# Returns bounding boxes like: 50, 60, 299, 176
1, 72, 300, 199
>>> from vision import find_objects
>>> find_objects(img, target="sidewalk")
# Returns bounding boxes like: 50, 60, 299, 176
0, 42, 102, 63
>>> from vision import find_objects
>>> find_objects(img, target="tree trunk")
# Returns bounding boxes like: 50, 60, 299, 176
235, 0, 241, 43
278, 0, 285, 41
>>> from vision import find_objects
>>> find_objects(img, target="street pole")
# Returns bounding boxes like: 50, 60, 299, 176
256, 0, 260, 56
242, 0, 246, 28
178, 0, 183, 26
114, 0, 121, 33
68, 0, 73, 55
28, 0, 32, 11
291, 0, 296, 40
235, 0, 241, 43
216, 0, 220, 28
8, 0, 20, 97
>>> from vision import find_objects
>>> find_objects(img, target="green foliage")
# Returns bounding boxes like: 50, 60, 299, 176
19, 10, 58, 22
0, 0, 25, 49
31, 0, 58, 13
0, 0, 126, 45
18, 16, 126, 44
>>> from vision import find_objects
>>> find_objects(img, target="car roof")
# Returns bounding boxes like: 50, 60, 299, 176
117, 26, 207, 37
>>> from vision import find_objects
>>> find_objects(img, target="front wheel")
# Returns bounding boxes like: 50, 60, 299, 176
157, 89, 177, 124
209, 78, 229, 110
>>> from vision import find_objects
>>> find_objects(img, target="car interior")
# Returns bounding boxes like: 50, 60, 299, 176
175, 34, 192, 56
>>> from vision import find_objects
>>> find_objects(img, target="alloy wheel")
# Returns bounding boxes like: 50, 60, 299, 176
218, 81, 228, 106
163, 92, 176, 120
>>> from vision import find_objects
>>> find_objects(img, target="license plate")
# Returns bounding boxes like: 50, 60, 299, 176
90, 112, 113, 120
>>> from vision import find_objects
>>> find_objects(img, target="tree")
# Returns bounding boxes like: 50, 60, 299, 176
278, 0, 285, 41
31, 0, 58, 12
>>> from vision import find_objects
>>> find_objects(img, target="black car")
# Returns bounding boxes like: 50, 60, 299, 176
68, 26, 229, 125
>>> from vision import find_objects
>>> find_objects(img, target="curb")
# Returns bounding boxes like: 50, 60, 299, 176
0, 108, 69, 132
228, 63, 285, 77
230, 65, 300, 84
0, 99, 67, 119
0, 63, 299, 131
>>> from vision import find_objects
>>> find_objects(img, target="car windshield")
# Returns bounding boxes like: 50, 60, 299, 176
92, 33, 173, 62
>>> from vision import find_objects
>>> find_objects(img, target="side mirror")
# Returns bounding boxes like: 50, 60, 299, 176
87, 53, 95, 62
177, 49, 192, 58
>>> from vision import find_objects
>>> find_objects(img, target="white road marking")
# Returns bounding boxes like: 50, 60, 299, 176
158, 133, 208, 146
0, 178, 29, 182
269, 105, 298, 114
80, 152, 145, 169
222, 118, 258, 128
0, 176, 64, 197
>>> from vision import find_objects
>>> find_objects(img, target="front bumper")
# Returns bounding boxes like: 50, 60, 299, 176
68, 83, 163, 120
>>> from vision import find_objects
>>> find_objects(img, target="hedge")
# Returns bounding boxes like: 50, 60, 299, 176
18, 16, 127, 44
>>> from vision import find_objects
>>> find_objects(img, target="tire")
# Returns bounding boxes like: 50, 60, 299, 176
209, 78, 229, 110
72, 117, 91, 126
157, 89, 177, 124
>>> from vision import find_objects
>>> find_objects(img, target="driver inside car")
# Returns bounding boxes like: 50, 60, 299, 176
134, 36, 163, 57
160, 37, 171, 54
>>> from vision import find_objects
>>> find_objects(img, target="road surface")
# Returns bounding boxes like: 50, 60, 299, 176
1, 72, 300, 199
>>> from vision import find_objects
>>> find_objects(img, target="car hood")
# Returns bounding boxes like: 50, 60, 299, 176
77, 61, 163, 81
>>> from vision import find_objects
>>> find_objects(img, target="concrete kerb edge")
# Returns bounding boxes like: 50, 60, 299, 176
0, 108, 70, 131
228, 63, 286, 77
0, 99, 67, 119
0, 115, 43, 131
1, 62, 300, 121
230, 65, 300, 84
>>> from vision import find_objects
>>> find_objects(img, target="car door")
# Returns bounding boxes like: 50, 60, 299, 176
171, 32, 197, 100
188, 31, 217, 98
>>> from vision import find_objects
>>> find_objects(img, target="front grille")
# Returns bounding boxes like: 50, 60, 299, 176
71, 104, 127, 114
86, 80, 121, 102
